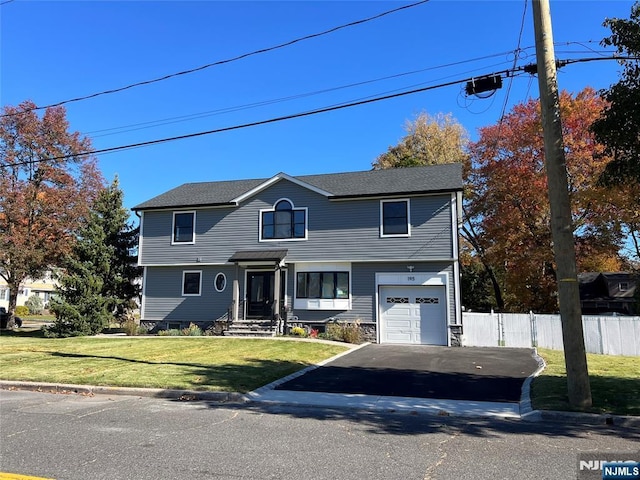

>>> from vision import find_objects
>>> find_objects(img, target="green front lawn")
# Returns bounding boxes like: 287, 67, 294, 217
0, 334, 348, 393
532, 348, 640, 416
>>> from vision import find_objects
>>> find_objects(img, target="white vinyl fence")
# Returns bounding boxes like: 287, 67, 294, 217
462, 311, 640, 356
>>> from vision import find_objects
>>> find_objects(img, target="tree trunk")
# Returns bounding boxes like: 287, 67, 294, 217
5, 281, 19, 328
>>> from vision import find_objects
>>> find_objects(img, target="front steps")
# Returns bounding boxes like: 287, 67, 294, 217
224, 319, 276, 337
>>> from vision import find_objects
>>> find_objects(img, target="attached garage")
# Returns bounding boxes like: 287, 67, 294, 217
378, 284, 448, 345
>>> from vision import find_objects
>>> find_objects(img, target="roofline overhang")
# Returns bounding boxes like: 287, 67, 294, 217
328, 187, 463, 201
132, 202, 238, 212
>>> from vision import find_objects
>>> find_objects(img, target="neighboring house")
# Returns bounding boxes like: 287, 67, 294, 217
578, 272, 638, 315
0, 271, 58, 311
132, 164, 464, 345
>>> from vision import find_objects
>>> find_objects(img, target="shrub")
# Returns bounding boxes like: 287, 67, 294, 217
15, 306, 30, 317
325, 321, 362, 344
290, 326, 306, 337
182, 323, 203, 336
123, 319, 139, 336
157, 329, 182, 336
25, 295, 44, 315
137, 325, 149, 335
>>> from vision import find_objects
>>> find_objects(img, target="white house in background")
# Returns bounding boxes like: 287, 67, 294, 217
0, 272, 58, 311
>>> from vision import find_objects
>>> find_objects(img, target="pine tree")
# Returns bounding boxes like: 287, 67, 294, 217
47, 178, 141, 337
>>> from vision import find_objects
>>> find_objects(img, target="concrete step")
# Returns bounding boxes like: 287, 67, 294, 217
224, 329, 275, 337
223, 320, 276, 337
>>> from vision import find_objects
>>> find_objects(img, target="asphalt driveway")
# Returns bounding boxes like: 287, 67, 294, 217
275, 345, 540, 403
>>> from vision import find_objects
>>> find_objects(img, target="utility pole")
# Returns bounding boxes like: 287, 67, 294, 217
532, 0, 592, 408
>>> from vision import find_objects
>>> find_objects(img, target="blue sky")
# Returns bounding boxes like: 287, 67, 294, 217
1, 0, 635, 212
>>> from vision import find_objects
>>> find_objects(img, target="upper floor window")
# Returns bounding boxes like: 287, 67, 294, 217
173, 211, 195, 244
261, 199, 307, 241
380, 199, 410, 237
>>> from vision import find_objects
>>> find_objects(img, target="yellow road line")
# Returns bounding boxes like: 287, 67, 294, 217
0, 473, 54, 480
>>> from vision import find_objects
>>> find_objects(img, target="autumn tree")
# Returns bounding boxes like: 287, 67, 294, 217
373, 112, 470, 169
47, 178, 141, 337
591, 1, 640, 264
371, 112, 499, 310
0, 101, 103, 327
465, 88, 627, 312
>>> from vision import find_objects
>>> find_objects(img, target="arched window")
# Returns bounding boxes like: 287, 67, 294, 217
261, 199, 306, 240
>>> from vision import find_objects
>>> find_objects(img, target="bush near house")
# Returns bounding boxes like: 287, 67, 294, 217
25, 295, 44, 315
15, 306, 29, 317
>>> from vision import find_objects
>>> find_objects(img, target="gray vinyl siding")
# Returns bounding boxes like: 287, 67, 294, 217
288, 261, 456, 324
139, 179, 454, 266
142, 266, 235, 322
142, 261, 456, 326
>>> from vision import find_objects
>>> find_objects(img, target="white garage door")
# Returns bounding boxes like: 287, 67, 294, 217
379, 285, 447, 345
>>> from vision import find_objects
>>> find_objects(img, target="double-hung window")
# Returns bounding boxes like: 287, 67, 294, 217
261, 199, 306, 241
380, 199, 410, 237
173, 211, 195, 244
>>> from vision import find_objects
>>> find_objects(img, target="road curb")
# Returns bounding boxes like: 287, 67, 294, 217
521, 408, 640, 427
519, 348, 547, 416
0, 380, 247, 403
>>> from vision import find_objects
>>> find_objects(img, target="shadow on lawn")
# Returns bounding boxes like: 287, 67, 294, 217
47, 351, 311, 393
533, 375, 640, 416
0, 328, 46, 338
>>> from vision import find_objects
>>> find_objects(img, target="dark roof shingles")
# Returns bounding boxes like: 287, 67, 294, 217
133, 163, 462, 210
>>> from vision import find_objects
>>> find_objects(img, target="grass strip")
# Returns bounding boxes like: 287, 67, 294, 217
532, 348, 640, 416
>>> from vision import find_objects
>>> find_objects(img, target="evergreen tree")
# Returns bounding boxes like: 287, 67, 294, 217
47, 178, 141, 337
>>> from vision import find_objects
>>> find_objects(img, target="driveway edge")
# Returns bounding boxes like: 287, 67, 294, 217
519, 347, 546, 416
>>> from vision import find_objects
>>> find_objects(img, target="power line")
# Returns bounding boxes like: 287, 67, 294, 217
1, 0, 431, 117
499, 0, 529, 121
4, 55, 631, 168
87, 50, 519, 138
7, 70, 510, 166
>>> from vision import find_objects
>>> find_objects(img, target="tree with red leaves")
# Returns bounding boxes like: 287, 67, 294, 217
0, 100, 103, 327
463, 88, 628, 312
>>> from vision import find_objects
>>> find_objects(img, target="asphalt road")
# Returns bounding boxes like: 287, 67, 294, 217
1, 390, 638, 480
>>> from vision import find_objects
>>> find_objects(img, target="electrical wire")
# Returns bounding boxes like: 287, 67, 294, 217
3, 55, 631, 168
87, 52, 518, 138
1, 0, 431, 117
5, 70, 514, 166
499, 0, 529, 122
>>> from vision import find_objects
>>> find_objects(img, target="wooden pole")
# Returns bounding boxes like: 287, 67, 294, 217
532, 0, 592, 408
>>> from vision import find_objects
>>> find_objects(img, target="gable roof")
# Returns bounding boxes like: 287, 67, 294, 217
133, 163, 463, 211
578, 272, 638, 300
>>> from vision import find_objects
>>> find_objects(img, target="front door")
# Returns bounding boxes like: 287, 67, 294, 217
247, 271, 275, 318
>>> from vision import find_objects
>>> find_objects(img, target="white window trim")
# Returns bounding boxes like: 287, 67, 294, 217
182, 270, 202, 297
294, 262, 351, 310
172, 211, 196, 245
259, 198, 308, 242
380, 198, 411, 238
214, 272, 227, 292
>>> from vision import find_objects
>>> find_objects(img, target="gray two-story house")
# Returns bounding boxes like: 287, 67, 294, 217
133, 163, 463, 345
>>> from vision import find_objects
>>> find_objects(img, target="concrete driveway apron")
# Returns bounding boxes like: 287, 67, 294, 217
275, 345, 540, 403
